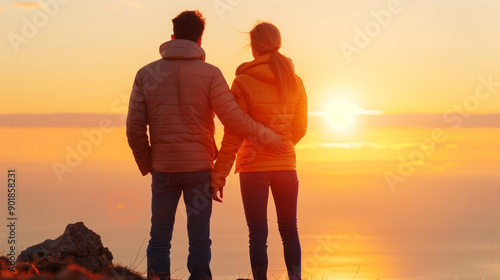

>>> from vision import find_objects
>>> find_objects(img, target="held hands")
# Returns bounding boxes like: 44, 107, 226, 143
209, 140, 291, 204
211, 186, 224, 203
211, 171, 225, 203
211, 187, 224, 203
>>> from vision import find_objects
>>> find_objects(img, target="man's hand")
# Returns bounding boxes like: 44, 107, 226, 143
211, 186, 224, 203
255, 126, 282, 151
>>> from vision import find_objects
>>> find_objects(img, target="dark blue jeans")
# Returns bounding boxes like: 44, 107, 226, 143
240, 171, 301, 280
147, 169, 212, 280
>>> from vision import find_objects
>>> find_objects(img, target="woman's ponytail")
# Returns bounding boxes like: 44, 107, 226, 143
270, 50, 298, 103
250, 22, 298, 103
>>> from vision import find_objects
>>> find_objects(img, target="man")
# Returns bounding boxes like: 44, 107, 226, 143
126, 10, 281, 280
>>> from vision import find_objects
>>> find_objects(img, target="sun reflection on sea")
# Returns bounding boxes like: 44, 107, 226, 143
301, 233, 387, 280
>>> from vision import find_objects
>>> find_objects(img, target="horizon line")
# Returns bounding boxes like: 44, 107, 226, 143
1, 112, 500, 128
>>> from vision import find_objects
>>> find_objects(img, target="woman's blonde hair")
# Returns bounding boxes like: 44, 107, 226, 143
250, 21, 298, 103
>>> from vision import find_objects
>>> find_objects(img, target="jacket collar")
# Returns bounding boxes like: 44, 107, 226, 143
159, 39, 206, 61
236, 53, 275, 83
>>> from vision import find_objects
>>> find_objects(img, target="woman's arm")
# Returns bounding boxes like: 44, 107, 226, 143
211, 80, 247, 200
291, 77, 308, 145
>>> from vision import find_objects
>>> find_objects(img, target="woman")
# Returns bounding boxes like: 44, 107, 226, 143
211, 22, 307, 280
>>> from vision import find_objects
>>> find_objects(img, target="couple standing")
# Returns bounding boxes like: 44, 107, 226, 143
126, 10, 307, 280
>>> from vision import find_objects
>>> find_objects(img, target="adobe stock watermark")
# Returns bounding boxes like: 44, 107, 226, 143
303, 235, 340, 276
51, 65, 170, 182
51, 119, 115, 182
215, 105, 295, 184
7, 0, 71, 54
385, 74, 500, 192
339, 0, 411, 64
213, 0, 245, 21
176, 181, 212, 223
247, 106, 297, 160
110, 63, 171, 123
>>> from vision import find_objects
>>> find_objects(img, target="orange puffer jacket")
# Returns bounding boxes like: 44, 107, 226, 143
212, 53, 308, 187
126, 40, 281, 175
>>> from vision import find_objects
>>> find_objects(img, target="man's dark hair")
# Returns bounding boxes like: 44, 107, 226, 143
172, 10, 206, 43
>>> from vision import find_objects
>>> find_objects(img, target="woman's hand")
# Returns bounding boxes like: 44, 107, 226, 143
211, 186, 224, 203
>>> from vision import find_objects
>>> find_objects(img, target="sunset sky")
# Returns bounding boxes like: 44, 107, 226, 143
1, 0, 500, 279
1, 0, 500, 115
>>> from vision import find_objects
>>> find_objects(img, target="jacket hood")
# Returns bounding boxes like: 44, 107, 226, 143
159, 39, 206, 61
236, 53, 276, 83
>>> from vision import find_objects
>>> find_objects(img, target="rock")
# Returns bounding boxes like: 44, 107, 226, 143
17, 222, 114, 273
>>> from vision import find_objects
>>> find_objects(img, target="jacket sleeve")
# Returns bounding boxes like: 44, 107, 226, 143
126, 71, 152, 176
291, 77, 308, 145
209, 68, 281, 149
211, 81, 248, 188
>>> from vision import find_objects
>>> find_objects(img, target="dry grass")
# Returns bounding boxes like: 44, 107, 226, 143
0, 256, 145, 280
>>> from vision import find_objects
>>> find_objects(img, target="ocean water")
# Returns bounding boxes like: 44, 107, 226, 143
1, 126, 499, 279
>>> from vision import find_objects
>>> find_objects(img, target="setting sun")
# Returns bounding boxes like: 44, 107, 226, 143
2, 1, 500, 279
320, 98, 383, 131
325, 98, 361, 130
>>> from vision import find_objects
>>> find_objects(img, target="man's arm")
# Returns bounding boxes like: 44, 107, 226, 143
209, 67, 281, 149
126, 72, 152, 176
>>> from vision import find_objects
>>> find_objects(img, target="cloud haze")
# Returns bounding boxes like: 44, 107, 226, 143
2, 113, 500, 128
11, 1, 41, 8
0, 113, 126, 128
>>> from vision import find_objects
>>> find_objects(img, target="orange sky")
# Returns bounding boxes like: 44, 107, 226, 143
1, 1, 500, 279
1, 0, 500, 115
